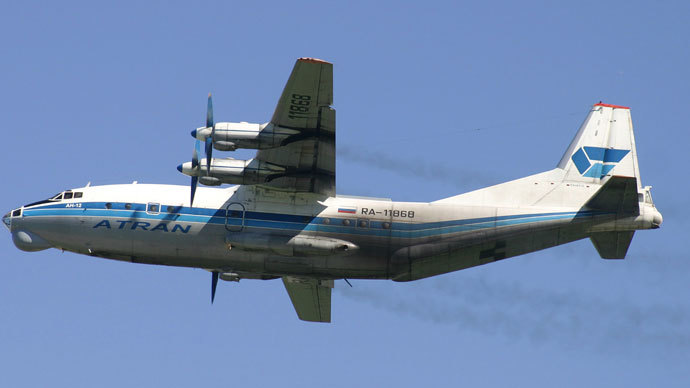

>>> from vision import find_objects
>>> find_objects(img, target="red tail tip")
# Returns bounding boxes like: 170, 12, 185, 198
594, 102, 630, 109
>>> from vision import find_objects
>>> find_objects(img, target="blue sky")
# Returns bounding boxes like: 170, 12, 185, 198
1, 1, 689, 386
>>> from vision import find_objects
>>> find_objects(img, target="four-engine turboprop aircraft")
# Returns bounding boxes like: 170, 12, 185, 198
4, 58, 662, 322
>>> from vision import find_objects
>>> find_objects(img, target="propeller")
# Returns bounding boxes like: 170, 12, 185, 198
211, 271, 219, 304
185, 94, 214, 207
204, 93, 214, 175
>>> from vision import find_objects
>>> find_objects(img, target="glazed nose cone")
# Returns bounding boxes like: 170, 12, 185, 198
2, 211, 11, 230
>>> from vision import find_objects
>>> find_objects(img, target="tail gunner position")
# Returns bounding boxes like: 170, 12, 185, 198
4, 58, 662, 322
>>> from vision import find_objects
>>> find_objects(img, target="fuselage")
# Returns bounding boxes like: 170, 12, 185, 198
3, 180, 661, 282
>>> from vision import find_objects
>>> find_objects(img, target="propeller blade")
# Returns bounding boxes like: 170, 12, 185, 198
205, 94, 214, 172
211, 271, 219, 304
190, 176, 198, 207
206, 93, 214, 128
190, 140, 201, 206
205, 137, 213, 176
192, 139, 200, 169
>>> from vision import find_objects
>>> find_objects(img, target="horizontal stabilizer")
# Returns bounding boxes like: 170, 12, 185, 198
590, 231, 635, 259
585, 176, 639, 215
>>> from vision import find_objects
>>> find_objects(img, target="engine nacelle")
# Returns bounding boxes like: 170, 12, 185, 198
211, 158, 285, 185
192, 122, 299, 150
213, 141, 236, 151
199, 176, 221, 186
179, 157, 286, 186
177, 158, 285, 186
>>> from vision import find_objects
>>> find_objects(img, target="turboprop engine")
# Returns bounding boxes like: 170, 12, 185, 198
178, 94, 298, 206
177, 157, 286, 186
191, 122, 298, 151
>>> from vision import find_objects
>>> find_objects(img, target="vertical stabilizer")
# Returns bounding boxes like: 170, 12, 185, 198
558, 103, 641, 188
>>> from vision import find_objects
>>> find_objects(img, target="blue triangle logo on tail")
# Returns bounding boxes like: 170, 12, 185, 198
571, 147, 630, 178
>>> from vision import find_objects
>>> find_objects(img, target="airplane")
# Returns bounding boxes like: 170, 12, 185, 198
3, 57, 663, 323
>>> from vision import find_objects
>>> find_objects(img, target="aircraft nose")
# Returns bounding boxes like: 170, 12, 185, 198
2, 211, 10, 230
652, 208, 663, 229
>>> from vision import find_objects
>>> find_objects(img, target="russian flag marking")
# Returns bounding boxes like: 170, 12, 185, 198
338, 208, 357, 214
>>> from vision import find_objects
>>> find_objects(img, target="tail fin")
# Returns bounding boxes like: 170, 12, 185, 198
558, 103, 641, 188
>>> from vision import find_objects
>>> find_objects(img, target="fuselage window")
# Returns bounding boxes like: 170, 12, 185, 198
382, 222, 391, 229
63, 192, 73, 200
105, 203, 112, 209
125, 203, 132, 210
322, 218, 330, 225
166, 205, 176, 213
342, 219, 351, 226
147, 203, 160, 214
358, 219, 368, 228
74, 192, 83, 199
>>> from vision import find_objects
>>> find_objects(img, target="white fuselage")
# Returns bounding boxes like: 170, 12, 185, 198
4, 179, 661, 282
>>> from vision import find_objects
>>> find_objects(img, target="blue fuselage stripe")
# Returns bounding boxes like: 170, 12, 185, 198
21, 202, 606, 239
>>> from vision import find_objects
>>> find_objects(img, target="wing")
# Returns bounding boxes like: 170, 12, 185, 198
282, 276, 333, 323
256, 58, 335, 196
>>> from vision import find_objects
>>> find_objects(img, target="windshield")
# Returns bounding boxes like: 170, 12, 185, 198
24, 191, 79, 208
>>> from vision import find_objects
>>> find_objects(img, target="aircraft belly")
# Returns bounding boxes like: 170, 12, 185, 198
98, 221, 392, 278
391, 214, 595, 281
19, 215, 135, 259
226, 227, 390, 278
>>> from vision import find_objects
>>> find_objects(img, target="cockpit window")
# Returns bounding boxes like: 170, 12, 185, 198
645, 191, 653, 204
24, 190, 82, 209
24, 192, 65, 208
